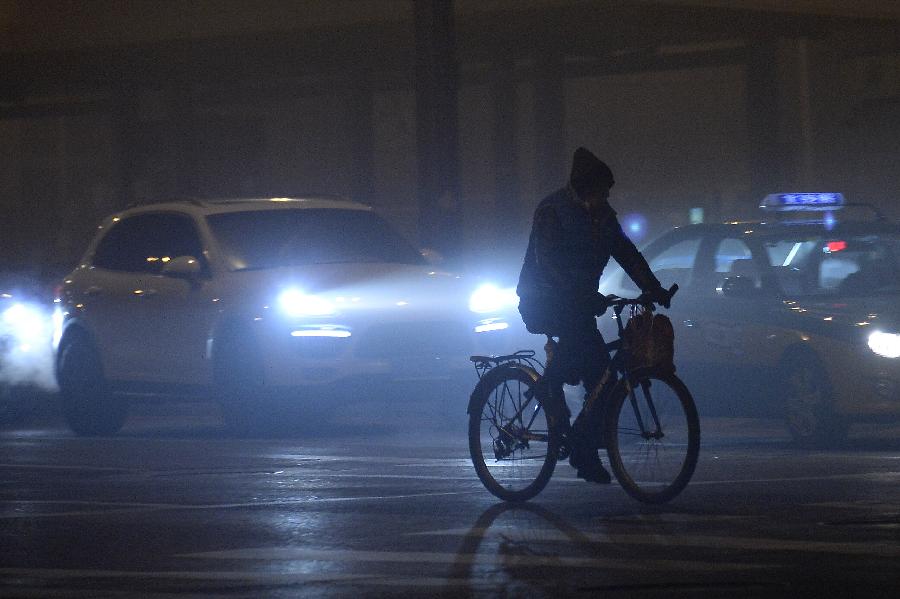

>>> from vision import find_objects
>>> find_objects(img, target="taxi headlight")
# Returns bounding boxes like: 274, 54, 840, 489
277, 288, 335, 317
867, 331, 900, 359
469, 284, 518, 314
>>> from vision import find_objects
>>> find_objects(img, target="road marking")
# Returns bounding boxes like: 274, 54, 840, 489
685, 471, 900, 486
407, 528, 900, 558
0, 567, 767, 590
0, 463, 139, 473
180, 546, 772, 572
0, 491, 476, 519
806, 501, 900, 510
0, 567, 370, 584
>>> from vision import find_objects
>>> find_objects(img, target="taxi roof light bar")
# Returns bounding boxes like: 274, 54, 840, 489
760, 193, 845, 212
760, 193, 886, 222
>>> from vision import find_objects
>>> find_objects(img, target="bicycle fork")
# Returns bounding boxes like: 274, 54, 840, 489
626, 379, 665, 440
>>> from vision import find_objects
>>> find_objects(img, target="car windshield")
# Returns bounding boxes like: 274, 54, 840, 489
763, 232, 900, 296
206, 209, 425, 270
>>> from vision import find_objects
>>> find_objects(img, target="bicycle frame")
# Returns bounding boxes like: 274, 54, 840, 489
469, 285, 678, 444
590, 300, 667, 440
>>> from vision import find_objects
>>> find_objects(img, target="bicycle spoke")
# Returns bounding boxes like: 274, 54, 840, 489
607, 372, 699, 504
469, 367, 558, 501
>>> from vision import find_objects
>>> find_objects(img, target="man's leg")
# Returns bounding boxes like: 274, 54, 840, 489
535, 337, 571, 439
567, 325, 613, 483
574, 328, 612, 446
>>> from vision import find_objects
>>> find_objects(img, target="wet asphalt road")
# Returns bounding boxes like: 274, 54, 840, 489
2, 397, 900, 598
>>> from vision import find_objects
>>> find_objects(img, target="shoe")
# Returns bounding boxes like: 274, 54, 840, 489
577, 460, 612, 484
569, 445, 612, 484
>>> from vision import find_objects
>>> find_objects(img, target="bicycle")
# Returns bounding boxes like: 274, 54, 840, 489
467, 285, 700, 504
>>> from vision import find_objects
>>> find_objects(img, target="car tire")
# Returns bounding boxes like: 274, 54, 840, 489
57, 333, 128, 436
781, 354, 848, 447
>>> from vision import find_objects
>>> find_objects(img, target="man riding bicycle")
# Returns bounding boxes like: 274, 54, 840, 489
516, 147, 671, 484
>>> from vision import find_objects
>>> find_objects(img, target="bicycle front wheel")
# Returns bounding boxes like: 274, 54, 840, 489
605, 370, 700, 504
468, 366, 559, 502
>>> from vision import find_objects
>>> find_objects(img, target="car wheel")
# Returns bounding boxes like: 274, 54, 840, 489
782, 356, 847, 447
57, 333, 128, 436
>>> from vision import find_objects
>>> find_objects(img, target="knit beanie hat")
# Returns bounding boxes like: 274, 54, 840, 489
569, 147, 615, 193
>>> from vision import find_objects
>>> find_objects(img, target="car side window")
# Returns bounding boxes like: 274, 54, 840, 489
92, 213, 203, 274
713, 238, 761, 288
619, 236, 702, 292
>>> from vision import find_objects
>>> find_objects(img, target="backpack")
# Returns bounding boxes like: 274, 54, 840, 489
623, 309, 676, 372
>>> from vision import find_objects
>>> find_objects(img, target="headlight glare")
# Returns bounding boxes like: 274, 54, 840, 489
468, 284, 518, 314
867, 331, 900, 359
278, 288, 335, 317
2, 302, 47, 344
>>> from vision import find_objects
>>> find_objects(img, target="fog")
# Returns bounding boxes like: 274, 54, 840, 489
0, 298, 58, 393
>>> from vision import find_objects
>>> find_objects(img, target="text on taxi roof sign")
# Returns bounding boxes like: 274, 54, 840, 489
760, 193, 845, 211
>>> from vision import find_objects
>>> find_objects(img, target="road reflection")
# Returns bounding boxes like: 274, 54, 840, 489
449, 501, 603, 596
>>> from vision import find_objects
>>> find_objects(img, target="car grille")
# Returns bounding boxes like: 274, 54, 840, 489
354, 321, 471, 361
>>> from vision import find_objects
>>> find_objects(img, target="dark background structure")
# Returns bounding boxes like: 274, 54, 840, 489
1, 0, 898, 271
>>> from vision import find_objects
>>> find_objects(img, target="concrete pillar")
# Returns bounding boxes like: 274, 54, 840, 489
169, 79, 199, 199
745, 37, 790, 201
491, 60, 520, 233
348, 83, 375, 205
115, 88, 139, 209
414, 0, 461, 256
533, 49, 566, 196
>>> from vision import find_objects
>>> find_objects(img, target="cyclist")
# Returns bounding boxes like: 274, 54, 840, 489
516, 147, 671, 483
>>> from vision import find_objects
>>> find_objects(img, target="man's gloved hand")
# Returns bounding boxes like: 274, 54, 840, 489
591, 292, 610, 316
647, 286, 673, 309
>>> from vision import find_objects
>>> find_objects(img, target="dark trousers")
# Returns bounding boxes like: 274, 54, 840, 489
540, 314, 611, 436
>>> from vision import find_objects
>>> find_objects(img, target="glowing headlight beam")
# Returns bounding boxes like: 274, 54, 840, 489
278, 288, 335, 317
2, 302, 48, 344
469, 284, 518, 314
475, 322, 509, 333
291, 329, 351, 338
868, 331, 900, 359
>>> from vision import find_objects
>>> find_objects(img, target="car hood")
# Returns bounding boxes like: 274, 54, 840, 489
785, 293, 900, 333
220, 262, 472, 313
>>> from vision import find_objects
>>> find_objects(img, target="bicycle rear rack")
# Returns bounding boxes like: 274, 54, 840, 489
469, 349, 544, 380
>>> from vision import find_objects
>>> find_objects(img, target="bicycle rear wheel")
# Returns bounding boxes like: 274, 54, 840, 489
605, 370, 699, 504
468, 366, 559, 502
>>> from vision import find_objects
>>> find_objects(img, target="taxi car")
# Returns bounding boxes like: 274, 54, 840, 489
54, 197, 518, 435
599, 193, 900, 446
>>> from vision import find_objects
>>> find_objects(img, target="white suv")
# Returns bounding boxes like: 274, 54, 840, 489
55, 197, 522, 435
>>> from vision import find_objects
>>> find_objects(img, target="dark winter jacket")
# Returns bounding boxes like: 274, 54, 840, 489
516, 186, 661, 330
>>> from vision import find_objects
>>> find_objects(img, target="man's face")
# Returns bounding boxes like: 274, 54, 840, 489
580, 186, 610, 213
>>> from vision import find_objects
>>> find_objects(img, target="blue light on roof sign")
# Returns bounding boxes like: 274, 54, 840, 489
760, 193, 845, 212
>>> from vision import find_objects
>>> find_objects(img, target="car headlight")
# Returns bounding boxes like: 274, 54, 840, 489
867, 331, 900, 359
2, 302, 48, 347
468, 284, 518, 314
277, 288, 335, 317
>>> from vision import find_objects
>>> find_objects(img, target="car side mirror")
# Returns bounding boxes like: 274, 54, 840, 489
720, 275, 757, 298
161, 255, 202, 280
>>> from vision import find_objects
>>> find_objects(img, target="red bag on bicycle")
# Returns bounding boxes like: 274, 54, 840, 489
623, 309, 676, 372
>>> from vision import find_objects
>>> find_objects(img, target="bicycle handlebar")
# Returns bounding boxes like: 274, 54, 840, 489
602, 283, 679, 312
